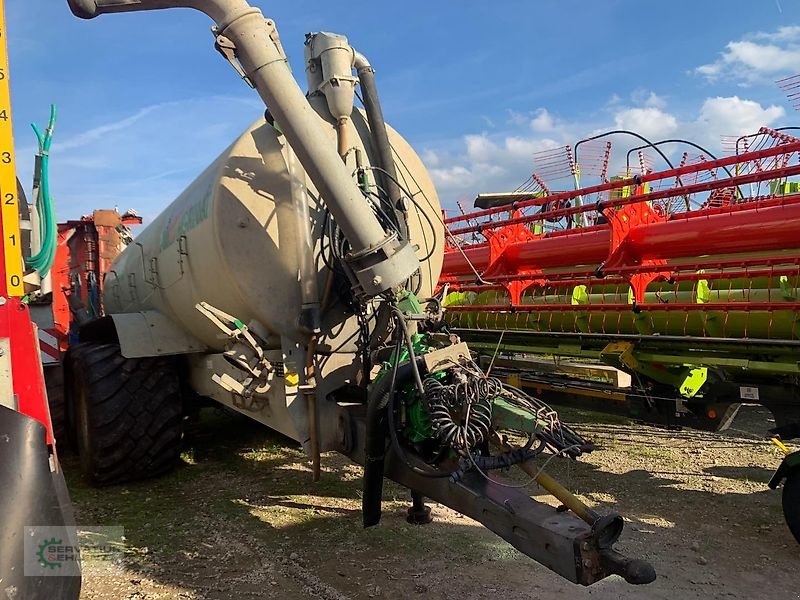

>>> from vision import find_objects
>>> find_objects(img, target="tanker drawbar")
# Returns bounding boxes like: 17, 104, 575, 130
65, 0, 655, 586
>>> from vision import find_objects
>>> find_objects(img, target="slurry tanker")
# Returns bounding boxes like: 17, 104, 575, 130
54, 0, 656, 588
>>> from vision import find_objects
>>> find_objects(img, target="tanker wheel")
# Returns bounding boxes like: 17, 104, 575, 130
44, 365, 66, 447
784, 468, 800, 544
67, 342, 183, 486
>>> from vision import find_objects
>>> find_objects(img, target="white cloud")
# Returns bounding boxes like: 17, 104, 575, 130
614, 106, 679, 140
726, 40, 800, 72
695, 26, 800, 84
643, 92, 667, 109
504, 136, 560, 159
421, 149, 441, 168
506, 108, 558, 132
427, 126, 571, 202
430, 162, 506, 194
754, 25, 800, 42
465, 133, 498, 162
695, 96, 785, 137
423, 91, 790, 210
55, 104, 164, 152
530, 108, 555, 132
630, 89, 667, 109
429, 165, 474, 188
506, 109, 531, 126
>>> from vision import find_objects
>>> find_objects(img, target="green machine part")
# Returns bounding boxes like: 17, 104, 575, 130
444, 273, 800, 340
443, 277, 800, 400
598, 341, 707, 398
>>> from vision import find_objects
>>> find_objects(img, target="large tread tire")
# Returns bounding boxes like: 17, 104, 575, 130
44, 365, 66, 447
67, 342, 183, 486
784, 468, 800, 545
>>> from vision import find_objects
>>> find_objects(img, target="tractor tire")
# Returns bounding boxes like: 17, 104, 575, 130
784, 468, 800, 544
67, 342, 183, 486
44, 365, 66, 447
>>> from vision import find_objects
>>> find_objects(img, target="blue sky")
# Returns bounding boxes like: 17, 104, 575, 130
7, 1, 800, 222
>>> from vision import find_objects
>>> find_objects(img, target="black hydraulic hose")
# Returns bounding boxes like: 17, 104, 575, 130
576, 130, 678, 178
624, 139, 743, 200
391, 308, 426, 400
355, 61, 409, 240
574, 130, 689, 211
386, 379, 453, 480
362, 356, 425, 527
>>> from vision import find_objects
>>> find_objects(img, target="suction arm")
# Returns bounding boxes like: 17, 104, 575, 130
68, 0, 420, 297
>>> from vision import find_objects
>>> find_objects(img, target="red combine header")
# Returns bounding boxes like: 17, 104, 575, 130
440, 127, 800, 434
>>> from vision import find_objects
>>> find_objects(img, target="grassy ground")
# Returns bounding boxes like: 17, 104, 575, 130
69, 406, 799, 600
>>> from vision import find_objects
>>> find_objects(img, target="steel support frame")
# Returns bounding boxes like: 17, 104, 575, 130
340, 406, 653, 586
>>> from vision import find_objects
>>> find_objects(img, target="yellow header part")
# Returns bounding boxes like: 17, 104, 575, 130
0, 2, 23, 297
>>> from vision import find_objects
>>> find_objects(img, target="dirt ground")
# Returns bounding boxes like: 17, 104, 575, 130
66, 404, 799, 600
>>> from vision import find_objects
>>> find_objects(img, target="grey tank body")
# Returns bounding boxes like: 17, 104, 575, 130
103, 96, 443, 353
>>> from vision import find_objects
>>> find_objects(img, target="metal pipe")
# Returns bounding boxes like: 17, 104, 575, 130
68, 0, 419, 296
490, 434, 624, 550
444, 259, 800, 283
285, 142, 321, 334
286, 141, 322, 481
336, 118, 348, 160
304, 342, 321, 481
629, 202, 800, 262
450, 288, 797, 305
454, 327, 800, 349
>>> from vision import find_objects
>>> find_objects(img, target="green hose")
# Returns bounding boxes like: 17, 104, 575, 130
25, 104, 58, 276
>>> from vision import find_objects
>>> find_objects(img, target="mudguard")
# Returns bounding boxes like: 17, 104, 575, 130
769, 449, 800, 489
0, 405, 81, 599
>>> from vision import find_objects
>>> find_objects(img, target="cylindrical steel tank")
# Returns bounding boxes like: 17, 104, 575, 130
103, 95, 443, 353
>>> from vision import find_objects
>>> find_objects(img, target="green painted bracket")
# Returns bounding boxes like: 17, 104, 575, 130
396, 288, 424, 315
492, 397, 545, 434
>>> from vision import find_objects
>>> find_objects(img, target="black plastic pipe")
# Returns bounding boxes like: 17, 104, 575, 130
355, 56, 409, 239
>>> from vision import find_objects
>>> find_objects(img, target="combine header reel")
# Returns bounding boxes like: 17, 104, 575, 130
442, 130, 800, 435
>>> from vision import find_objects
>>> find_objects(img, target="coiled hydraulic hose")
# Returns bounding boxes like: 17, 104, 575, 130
25, 105, 58, 276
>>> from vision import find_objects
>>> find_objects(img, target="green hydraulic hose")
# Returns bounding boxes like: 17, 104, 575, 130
25, 104, 58, 276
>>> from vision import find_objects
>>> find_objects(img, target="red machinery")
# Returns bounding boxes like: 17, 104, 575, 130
443, 136, 800, 309
42, 209, 142, 354
440, 128, 800, 544
440, 129, 800, 434
30, 209, 141, 443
